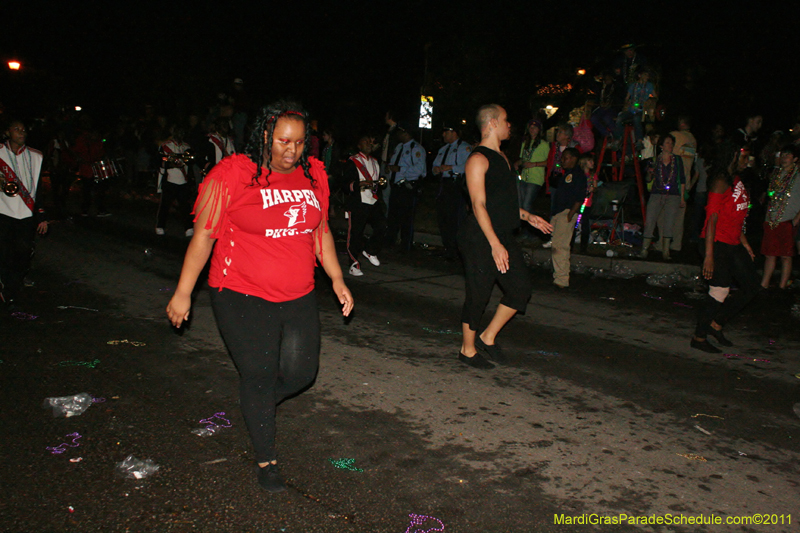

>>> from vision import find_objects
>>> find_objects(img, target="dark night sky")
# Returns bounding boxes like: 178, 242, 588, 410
2, 1, 798, 139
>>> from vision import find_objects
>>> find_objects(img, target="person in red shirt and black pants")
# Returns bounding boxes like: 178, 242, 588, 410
692, 149, 760, 353
166, 100, 353, 494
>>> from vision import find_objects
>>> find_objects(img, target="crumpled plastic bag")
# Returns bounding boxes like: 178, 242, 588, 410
646, 271, 699, 289
191, 412, 232, 437
191, 426, 222, 437
115, 455, 160, 479
572, 261, 590, 275
43, 393, 93, 418
594, 262, 635, 280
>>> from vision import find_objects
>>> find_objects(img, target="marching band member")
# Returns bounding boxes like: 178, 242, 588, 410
205, 118, 236, 175
156, 126, 194, 237
0, 119, 46, 310
74, 116, 109, 217
344, 134, 386, 276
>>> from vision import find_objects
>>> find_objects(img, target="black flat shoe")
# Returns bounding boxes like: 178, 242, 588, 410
690, 338, 721, 353
476, 337, 505, 363
458, 352, 495, 369
258, 463, 287, 493
708, 328, 733, 347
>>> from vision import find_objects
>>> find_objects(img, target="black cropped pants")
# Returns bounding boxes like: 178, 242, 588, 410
458, 219, 531, 331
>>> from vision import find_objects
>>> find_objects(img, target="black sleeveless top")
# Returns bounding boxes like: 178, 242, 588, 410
466, 146, 520, 237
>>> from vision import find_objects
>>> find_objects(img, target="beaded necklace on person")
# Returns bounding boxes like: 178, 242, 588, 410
766, 164, 799, 228
655, 153, 676, 192
522, 137, 541, 162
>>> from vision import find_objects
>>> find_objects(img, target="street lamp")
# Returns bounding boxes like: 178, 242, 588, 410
543, 105, 558, 118
8, 60, 21, 70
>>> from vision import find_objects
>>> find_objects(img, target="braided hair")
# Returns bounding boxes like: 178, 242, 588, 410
245, 99, 316, 188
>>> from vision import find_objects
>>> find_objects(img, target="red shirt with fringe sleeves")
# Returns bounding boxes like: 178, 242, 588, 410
194, 154, 330, 302
701, 177, 749, 246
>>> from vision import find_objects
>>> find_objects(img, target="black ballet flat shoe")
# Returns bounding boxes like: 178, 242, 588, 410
476, 337, 505, 363
690, 338, 721, 354
258, 463, 287, 493
458, 352, 495, 369
708, 328, 733, 347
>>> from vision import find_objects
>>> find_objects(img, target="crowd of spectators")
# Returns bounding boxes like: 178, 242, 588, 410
4, 46, 800, 292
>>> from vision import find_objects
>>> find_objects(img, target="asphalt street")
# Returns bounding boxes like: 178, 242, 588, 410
2, 195, 800, 533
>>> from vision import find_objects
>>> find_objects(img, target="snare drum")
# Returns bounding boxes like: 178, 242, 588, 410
92, 159, 118, 182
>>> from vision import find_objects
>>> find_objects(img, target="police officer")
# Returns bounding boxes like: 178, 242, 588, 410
385, 122, 426, 252
432, 124, 471, 260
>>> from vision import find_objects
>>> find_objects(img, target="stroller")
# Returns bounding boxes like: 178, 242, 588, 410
581, 180, 637, 249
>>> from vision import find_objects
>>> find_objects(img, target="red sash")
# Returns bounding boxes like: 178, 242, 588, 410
0, 156, 35, 213
350, 155, 378, 199
208, 134, 231, 158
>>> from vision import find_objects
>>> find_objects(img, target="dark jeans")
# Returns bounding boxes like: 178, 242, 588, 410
615, 110, 644, 143
436, 178, 466, 256
385, 181, 419, 251
346, 201, 386, 265
591, 108, 617, 138
518, 181, 541, 212
210, 289, 320, 463
0, 214, 36, 303
156, 181, 194, 231
518, 180, 542, 239
80, 176, 108, 214
695, 242, 760, 338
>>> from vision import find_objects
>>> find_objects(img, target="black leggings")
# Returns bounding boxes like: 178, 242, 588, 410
210, 288, 320, 463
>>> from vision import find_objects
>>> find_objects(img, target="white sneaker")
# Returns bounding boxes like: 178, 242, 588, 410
185, 228, 194, 237
155, 228, 165, 236
349, 262, 363, 276
362, 251, 380, 267
542, 240, 552, 249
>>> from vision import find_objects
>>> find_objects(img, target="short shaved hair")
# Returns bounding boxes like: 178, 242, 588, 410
475, 104, 503, 131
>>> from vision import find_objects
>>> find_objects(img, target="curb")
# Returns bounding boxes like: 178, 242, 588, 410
412, 232, 701, 278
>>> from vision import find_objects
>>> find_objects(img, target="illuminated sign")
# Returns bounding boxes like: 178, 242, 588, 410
419, 95, 433, 130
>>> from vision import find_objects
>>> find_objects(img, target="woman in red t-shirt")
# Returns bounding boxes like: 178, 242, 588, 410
166, 100, 353, 492
691, 149, 759, 353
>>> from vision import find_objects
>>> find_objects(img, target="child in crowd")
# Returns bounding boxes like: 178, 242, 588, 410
615, 68, 657, 145
550, 148, 587, 288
